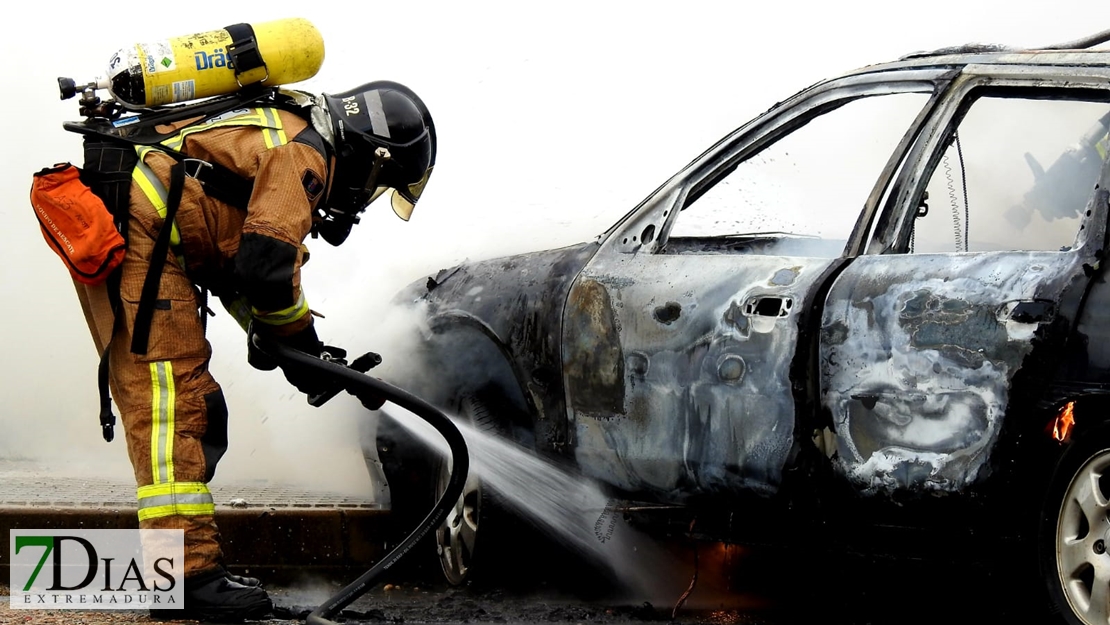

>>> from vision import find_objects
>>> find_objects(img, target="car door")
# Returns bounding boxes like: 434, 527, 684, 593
562, 70, 947, 500
820, 68, 1110, 493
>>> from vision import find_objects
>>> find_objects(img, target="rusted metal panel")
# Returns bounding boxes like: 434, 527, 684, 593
564, 279, 625, 415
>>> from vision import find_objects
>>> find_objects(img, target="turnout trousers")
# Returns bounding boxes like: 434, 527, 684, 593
75, 206, 228, 578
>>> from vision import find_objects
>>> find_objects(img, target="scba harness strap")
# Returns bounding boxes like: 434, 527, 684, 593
224, 23, 268, 87
81, 137, 139, 442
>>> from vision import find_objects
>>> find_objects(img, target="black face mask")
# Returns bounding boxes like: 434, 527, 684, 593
324, 138, 378, 213
316, 216, 355, 246
313, 139, 383, 246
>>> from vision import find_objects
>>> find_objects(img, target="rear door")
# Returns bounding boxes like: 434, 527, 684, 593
562, 71, 944, 499
820, 68, 1110, 493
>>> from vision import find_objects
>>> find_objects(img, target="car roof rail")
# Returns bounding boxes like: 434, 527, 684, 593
1036, 27, 1110, 50
899, 43, 1013, 60
898, 27, 1110, 61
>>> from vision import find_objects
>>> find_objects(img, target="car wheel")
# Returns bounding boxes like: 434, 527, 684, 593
1043, 422, 1110, 625
435, 393, 506, 585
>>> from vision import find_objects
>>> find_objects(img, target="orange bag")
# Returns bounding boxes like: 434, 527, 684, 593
31, 163, 126, 285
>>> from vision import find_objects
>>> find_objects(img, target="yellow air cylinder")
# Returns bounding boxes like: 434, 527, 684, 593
99, 18, 325, 108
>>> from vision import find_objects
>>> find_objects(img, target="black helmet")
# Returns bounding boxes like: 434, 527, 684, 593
314, 80, 436, 245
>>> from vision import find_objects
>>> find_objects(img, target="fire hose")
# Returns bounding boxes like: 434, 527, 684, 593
250, 333, 469, 625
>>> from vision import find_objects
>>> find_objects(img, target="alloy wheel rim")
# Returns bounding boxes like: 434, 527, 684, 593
436, 460, 482, 584
1058, 448, 1110, 624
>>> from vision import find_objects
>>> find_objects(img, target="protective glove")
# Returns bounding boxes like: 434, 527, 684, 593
354, 387, 386, 410
248, 323, 344, 397
280, 328, 341, 396
283, 359, 342, 397
307, 351, 386, 409
246, 325, 278, 372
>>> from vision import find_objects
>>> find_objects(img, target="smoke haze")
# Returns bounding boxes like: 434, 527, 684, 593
1, 1, 1103, 495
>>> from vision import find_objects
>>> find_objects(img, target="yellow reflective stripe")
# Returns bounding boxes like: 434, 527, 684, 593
1097, 135, 1109, 161
133, 153, 168, 211
132, 150, 182, 247
259, 107, 287, 149
138, 503, 216, 522
175, 117, 259, 143
148, 107, 288, 153
138, 482, 210, 499
172, 107, 287, 147
223, 296, 254, 332
136, 482, 214, 521
158, 131, 187, 152
149, 362, 176, 485
251, 291, 309, 326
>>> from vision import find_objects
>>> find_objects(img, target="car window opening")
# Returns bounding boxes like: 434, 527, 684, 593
907, 92, 1110, 255
663, 92, 931, 258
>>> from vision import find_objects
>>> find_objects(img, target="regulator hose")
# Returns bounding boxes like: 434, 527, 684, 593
250, 333, 469, 625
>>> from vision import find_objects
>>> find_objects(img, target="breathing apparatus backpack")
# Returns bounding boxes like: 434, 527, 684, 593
39, 19, 325, 441
38, 18, 324, 283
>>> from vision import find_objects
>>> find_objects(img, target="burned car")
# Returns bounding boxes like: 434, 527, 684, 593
376, 30, 1110, 623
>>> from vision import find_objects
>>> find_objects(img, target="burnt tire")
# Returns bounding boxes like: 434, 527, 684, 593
434, 393, 509, 586
1041, 420, 1110, 625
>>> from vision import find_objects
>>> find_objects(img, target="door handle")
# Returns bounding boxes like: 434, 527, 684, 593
1004, 300, 1055, 324
745, 296, 794, 318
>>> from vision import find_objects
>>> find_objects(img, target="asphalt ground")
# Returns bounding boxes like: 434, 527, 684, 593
0, 461, 1048, 624
2, 582, 763, 625
0, 550, 1039, 625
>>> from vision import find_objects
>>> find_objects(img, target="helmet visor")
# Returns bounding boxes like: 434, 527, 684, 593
386, 165, 433, 221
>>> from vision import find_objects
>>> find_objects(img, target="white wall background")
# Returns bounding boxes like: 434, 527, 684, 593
1, 0, 1102, 493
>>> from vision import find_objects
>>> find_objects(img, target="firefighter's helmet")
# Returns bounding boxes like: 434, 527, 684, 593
313, 80, 436, 245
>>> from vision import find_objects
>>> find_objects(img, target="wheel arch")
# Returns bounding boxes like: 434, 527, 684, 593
981, 393, 1110, 536
418, 311, 538, 446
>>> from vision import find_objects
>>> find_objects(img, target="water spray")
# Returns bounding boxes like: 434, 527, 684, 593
251, 333, 469, 625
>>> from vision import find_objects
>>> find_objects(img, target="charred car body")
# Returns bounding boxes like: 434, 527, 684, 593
377, 30, 1110, 624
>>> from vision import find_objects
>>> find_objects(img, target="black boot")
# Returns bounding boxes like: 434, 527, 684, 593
226, 572, 262, 588
150, 567, 272, 622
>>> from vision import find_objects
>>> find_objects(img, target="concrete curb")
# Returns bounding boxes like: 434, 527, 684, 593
0, 506, 394, 586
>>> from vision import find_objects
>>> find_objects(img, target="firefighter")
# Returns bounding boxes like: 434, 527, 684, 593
72, 81, 436, 622
1005, 110, 1110, 229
